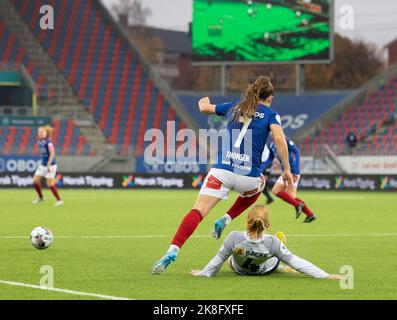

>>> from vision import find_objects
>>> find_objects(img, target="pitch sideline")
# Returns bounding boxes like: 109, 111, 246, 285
0, 280, 133, 300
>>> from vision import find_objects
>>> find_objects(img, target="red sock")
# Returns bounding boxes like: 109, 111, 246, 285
227, 192, 261, 220
34, 183, 43, 199
296, 197, 314, 217
171, 209, 203, 248
276, 191, 300, 207
50, 186, 61, 201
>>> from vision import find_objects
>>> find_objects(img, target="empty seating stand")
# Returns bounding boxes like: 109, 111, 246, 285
301, 77, 397, 156
12, 0, 188, 156
0, 20, 51, 99
0, 119, 93, 156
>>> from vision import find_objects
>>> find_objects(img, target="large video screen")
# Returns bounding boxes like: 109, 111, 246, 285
192, 0, 333, 63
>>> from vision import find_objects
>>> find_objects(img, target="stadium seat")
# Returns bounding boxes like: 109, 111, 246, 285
10, 0, 188, 156
0, 120, 93, 156
301, 78, 397, 156
0, 20, 51, 99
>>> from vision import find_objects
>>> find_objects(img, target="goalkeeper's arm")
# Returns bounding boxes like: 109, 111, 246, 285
190, 233, 235, 277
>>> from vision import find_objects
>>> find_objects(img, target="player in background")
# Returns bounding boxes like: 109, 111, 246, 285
32, 126, 63, 207
262, 136, 316, 223
190, 205, 341, 279
152, 76, 294, 275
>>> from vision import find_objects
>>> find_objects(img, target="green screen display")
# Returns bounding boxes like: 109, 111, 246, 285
192, 0, 332, 63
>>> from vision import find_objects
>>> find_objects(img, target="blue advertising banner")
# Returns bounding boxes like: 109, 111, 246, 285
179, 93, 350, 136
0, 156, 40, 173
136, 157, 208, 174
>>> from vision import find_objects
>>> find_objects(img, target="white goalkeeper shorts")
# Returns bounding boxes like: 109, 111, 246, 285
199, 168, 265, 200
34, 165, 58, 179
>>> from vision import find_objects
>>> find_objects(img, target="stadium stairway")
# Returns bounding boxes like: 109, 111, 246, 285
4, 0, 199, 162
0, 0, 115, 156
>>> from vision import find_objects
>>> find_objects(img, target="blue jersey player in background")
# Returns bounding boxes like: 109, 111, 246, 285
152, 76, 294, 275
32, 126, 63, 207
262, 136, 316, 223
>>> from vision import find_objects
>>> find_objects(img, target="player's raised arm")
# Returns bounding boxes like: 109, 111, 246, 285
198, 97, 237, 116
270, 125, 293, 193
198, 97, 217, 114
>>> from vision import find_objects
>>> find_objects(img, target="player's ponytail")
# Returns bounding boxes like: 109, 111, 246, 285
246, 205, 270, 239
233, 76, 274, 123
43, 125, 54, 138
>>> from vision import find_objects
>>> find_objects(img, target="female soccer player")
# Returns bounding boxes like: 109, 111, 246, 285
32, 125, 63, 207
152, 76, 294, 275
263, 136, 316, 223
190, 205, 341, 279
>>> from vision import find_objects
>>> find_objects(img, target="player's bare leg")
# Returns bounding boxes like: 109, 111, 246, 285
32, 175, 44, 205
152, 194, 222, 275
47, 178, 63, 206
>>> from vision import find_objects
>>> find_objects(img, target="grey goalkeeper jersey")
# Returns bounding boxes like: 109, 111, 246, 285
200, 231, 329, 278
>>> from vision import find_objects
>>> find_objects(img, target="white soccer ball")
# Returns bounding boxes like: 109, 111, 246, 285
30, 227, 53, 250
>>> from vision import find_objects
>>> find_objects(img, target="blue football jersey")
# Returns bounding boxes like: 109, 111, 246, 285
262, 138, 300, 175
38, 139, 57, 166
213, 101, 281, 177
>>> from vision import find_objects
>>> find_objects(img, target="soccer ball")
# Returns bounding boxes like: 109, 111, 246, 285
30, 227, 53, 250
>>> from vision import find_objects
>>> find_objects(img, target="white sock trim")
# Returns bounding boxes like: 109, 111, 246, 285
223, 214, 232, 225
168, 245, 180, 252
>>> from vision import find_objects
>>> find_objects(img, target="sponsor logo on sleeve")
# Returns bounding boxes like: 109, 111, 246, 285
280, 243, 290, 255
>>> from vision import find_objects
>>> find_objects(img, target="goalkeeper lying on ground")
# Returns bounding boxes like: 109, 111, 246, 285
190, 205, 342, 279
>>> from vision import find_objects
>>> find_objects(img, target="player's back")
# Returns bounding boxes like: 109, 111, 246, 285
214, 103, 281, 177
224, 231, 279, 275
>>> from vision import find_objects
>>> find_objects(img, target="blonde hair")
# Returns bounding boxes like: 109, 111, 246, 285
233, 76, 274, 123
39, 125, 54, 138
246, 205, 270, 239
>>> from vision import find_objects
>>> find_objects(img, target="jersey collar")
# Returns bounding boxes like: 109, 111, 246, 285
243, 231, 270, 243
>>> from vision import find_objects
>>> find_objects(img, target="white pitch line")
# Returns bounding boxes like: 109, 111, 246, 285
0, 280, 133, 300
285, 233, 397, 237
1, 233, 397, 239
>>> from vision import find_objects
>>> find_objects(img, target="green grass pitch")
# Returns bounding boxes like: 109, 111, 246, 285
0, 189, 396, 300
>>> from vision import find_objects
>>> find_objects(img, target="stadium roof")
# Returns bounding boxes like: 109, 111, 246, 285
147, 27, 192, 55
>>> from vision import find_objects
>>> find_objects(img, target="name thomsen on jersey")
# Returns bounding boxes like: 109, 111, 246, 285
225, 151, 250, 162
